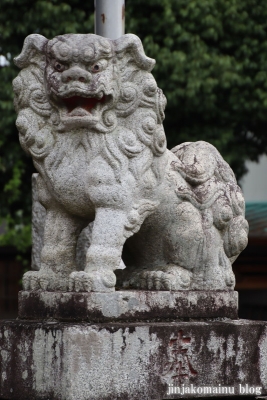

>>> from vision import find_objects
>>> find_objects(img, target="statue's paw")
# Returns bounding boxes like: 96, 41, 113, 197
139, 270, 170, 290
22, 270, 68, 291
69, 270, 116, 292
22, 271, 41, 290
130, 265, 192, 290
225, 270, 235, 289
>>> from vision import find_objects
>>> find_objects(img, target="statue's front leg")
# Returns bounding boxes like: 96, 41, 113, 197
69, 208, 128, 292
23, 208, 86, 291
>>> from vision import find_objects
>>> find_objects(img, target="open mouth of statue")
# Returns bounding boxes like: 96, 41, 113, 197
62, 95, 107, 117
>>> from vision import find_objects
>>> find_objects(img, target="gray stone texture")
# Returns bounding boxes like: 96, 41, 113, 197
18, 290, 239, 322
32, 173, 93, 272
0, 319, 267, 400
31, 174, 46, 271
13, 33, 248, 293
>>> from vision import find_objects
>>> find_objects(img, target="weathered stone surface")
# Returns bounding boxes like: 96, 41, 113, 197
32, 173, 94, 272
13, 33, 248, 293
0, 319, 267, 400
18, 290, 238, 322
31, 174, 46, 271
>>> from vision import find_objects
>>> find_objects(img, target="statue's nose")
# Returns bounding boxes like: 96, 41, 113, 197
62, 67, 91, 83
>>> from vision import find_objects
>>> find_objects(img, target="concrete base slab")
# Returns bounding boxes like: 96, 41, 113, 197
0, 319, 267, 400
18, 290, 238, 322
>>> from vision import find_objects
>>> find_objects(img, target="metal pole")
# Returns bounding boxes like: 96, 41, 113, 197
94, 0, 125, 39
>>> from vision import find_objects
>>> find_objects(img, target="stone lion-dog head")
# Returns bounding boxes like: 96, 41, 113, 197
13, 34, 167, 164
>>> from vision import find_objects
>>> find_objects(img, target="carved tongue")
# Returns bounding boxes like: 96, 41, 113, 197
63, 96, 105, 114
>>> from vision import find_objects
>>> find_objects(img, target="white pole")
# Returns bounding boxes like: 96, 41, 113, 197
94, 0, 125, 39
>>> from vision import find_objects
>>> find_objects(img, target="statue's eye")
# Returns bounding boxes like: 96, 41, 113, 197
91, 64, 100, 73
54, 62, 65, 72
91, 60, 107, 73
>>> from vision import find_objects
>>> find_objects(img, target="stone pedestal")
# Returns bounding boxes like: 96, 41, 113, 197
1, 291, 267, 400
18, 290, 238, 322
0, 318, 267, 400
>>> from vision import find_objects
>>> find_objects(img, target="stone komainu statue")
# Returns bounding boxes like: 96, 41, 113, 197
13, 33, 248, 292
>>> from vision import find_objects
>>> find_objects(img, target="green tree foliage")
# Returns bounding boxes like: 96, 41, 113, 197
1, 0, 267, 251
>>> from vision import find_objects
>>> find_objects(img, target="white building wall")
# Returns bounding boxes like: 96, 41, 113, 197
241, 155, 267, 202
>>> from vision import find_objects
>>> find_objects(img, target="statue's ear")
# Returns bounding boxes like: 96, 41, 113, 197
114, 34, 155, 72
14, 34, 48, 69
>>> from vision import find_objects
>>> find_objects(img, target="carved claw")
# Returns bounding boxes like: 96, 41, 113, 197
39, 276, 49, 291
69, 272, 92, 292
154, 271, 163, 290
225, 270, 235, 288
161, 274, 172, 290
139, 271, 151, 290
69, 270, 116, 292
129, 265, 192, 291
22, 270, 68, 291
22, 271, 40, 290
